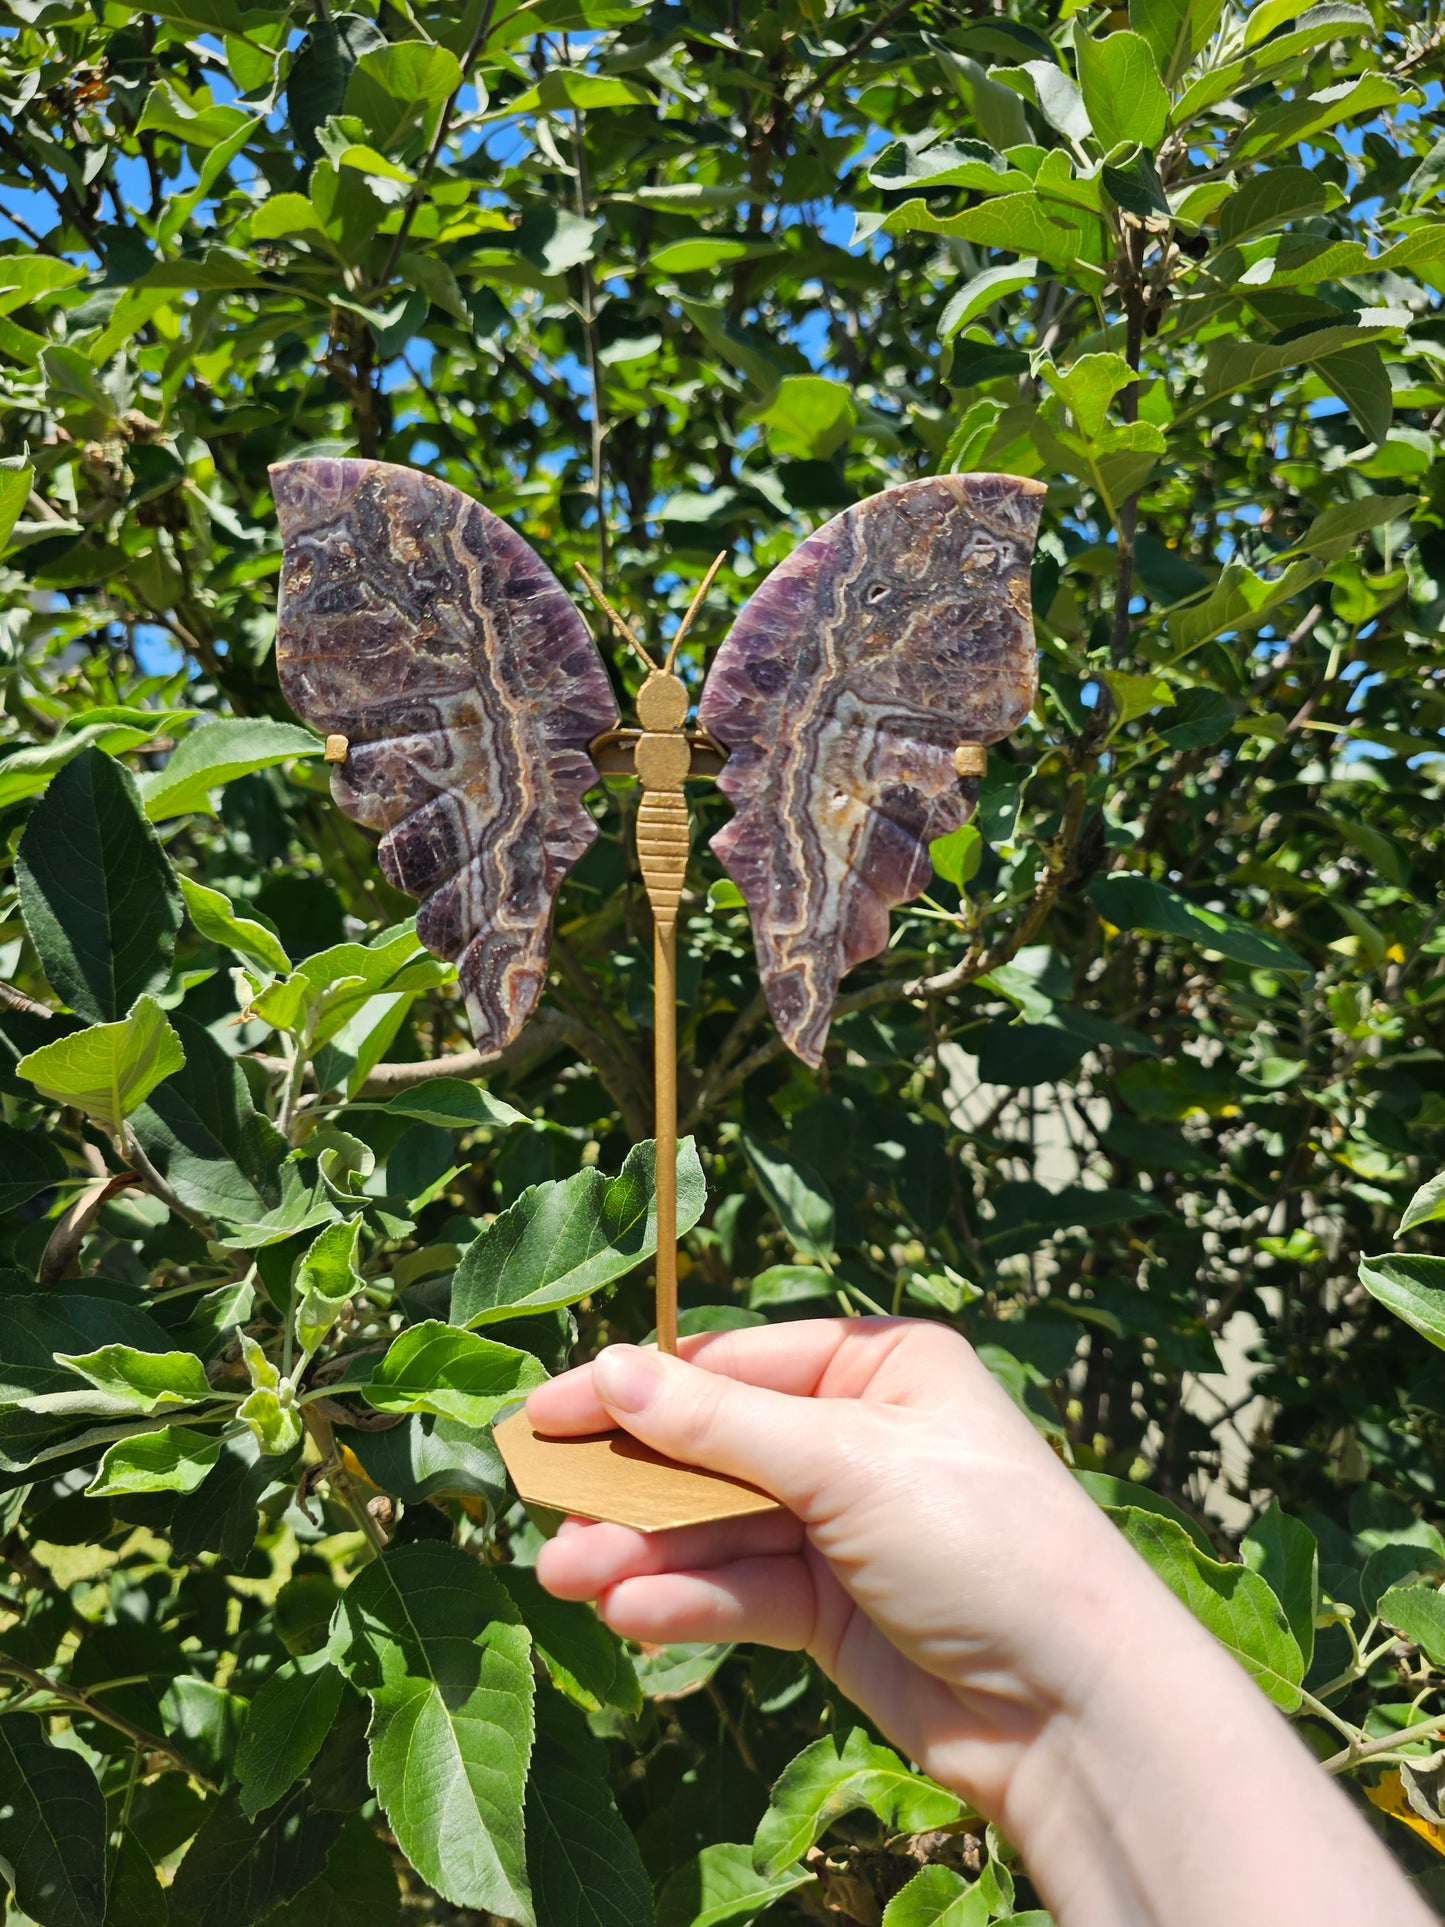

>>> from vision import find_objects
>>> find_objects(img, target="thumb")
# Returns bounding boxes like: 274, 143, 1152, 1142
590, 1345, 835, 1515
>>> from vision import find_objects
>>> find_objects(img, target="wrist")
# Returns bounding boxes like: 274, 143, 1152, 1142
996, 1540, 1429, 1927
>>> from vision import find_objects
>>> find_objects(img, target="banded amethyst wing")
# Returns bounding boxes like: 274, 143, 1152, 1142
271, 458, 618, 1055
697, 474, 1044, 1067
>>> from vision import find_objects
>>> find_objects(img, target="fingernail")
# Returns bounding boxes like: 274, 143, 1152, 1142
593, 1345, 663, 1413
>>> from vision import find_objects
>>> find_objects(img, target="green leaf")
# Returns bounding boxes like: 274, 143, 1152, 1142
1166, 558, 1323, 651
1089, 874, 1309, 974
1074, 30, 1168, 149
1242, 1499, 1318, 1672
1073, 1470, 1216, 1553
993, 61, 1091, 141
363, 1321, 547, 1426
0, 461, 33, 550
0, 1118, 66, 1211
16, 749, 183, 1022
104, 1826, 168, 1927
180, 877, 291, 976
0, 1713, 106, 1927
160, 1676, 247, 1784
450, 1137, 706, 1328
345, 42, 461, 152
88, 1425, 223, 1497
881, 1866, 989, 1927
1233, 72, 1400, 164
497, 1568, 641, 1716
311, 993, 416, 1102
1378, 1584, 1445, 1666
0, 712, 193, 812
1108, 1508, 1303, 1709
137, 77, 250, 148
172, 1429, 298, 1568
131, 1013, 287, 1222
235, 1654, 345, 1819
940, 397, 1006, 472
1099, 668, 1173, 726
651, 238, 765, 275
1204, 321, 1400, 404
1359, 1253, 1445, 1352
930, 822, 982, 889
382, 1077, 528, 1132
522, 70, 652, 112
18, 995, 186, 1140
523, 1697, 651, 1927
939, 259, 1039, 339
237, 1335, 303, 1455
740, 1132, 835, 1265
56, 1343, 211, 1415
930, 45, 1029, 149
262, 1815, 400, 1927
1319, 342, 1393, 446
656, 1843, 817, 1927
868, 139, 1026, 195
1129, 0, 1225, 84
1401, 1171, 1445, 1236
747, 1264, 835, 1309
750, 375, 856, 460
345, 1411, 506, 1507
169, 1789, 341, 1927
874, 193, 1106, 272
329, 1543, 534, 1921
1218, 165, 1329, 245
137, 719, 324, 821
293, 1217, 364, 1355
0, 255, 85, 307
1040, 352, 1136, 439
286, 13, 386, 160
1294, 492, 1416, 562
752, 1729, 962, 1878
256, 926, 446, 1052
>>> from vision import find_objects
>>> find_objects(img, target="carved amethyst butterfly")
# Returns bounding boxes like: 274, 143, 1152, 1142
270, 460, 1043, 1069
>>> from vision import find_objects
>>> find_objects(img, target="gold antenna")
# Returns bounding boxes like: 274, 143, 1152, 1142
663, 551, 727, 676
577, 563, 657, 674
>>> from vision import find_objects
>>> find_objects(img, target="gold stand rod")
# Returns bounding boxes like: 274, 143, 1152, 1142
653, 915, 678, 1356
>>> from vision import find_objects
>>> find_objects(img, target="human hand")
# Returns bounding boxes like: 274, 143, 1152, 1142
529, 1318, 1434, 1927
526, 1317, 1152, 1818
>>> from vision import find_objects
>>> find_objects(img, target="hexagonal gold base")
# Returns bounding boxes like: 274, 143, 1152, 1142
494, 1409, 785, 1534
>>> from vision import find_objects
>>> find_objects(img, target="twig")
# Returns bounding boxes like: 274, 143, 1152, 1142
355, 1003, 654, 1139
784, 0, 919, 107
125, 1128, 212, 1231
686, 775, 1088, 1126
0, 206, 58, 255
1321, 1710, 1445, 1774
571, 102, 608, 581
370, 2, 496, 293
0, 1652, 216, 1788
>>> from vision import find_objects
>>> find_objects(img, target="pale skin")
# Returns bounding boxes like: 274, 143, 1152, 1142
527, 1318, 1434, 1927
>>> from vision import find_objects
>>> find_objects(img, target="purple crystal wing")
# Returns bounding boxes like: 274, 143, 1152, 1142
697, 474, 1044, 1067
271, 458, 618, 1054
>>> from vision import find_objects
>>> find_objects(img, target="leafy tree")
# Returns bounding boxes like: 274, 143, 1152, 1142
1, 0, 1445, 1919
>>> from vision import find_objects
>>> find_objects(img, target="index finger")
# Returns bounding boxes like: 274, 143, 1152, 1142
525, 1315, 974, 1436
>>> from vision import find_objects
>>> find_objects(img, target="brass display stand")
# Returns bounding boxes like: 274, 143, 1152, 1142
494, 561, 786, 1530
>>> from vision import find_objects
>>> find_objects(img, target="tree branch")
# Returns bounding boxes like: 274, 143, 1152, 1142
683, 806, 1088, 1129
0, 1652, 217, 1789
354, 1002, 653, 1139
368, 2, 496, 295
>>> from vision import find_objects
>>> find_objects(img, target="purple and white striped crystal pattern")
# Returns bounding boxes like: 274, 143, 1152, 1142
698, 474, 1044, 1066
271, 458, 618, 1055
